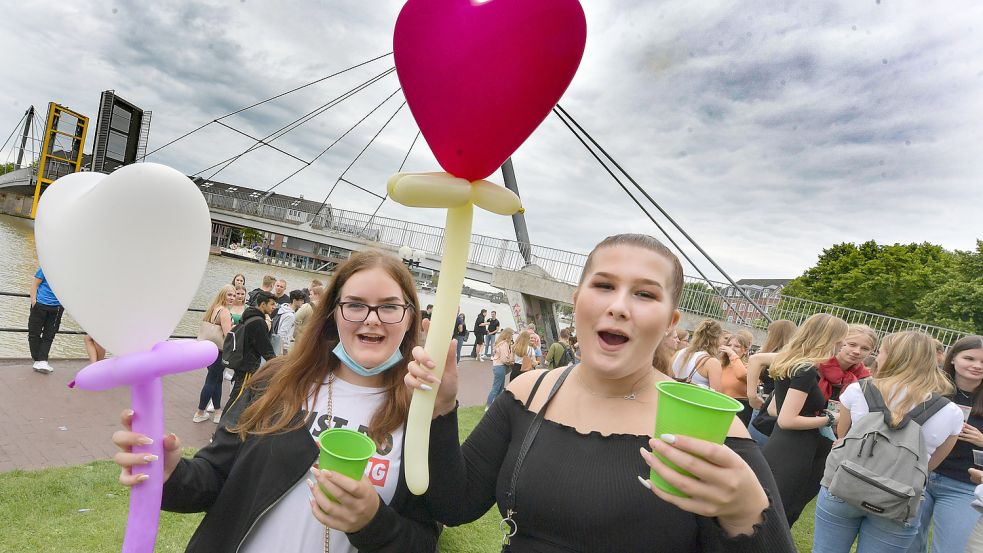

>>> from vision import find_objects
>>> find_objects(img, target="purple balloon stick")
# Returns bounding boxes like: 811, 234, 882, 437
70, 340, 218, 553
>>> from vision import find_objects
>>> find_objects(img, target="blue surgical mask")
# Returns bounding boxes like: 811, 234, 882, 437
332, 341, 403, 377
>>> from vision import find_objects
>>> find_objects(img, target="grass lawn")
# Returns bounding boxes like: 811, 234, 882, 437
0, 406, 823, 552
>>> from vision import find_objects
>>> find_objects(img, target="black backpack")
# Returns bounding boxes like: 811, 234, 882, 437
222, 321, 250, 369
558, 345, 575, 368
270, 309, 284, 335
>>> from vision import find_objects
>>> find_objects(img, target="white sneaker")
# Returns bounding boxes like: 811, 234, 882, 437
213, 411, 222, 424
223, 369, 234, 381
192, 412, 209, 423
35, 361, 53, 374
206, 400, 215, 413
32, 361, 42, 370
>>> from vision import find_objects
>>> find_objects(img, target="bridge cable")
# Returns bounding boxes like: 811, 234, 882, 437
554, 104, 771, 325
258, 87, 402, 209
1, 110, 28, 162
194, 67, 396, 181
320, 100, 407, 201
140, 51, 394, 160
308, 97, 406, 220
359, 130, 421, 235
551, 107, 756, 324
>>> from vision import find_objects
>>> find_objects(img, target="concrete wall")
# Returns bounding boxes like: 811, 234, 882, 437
0, 192, 33, 218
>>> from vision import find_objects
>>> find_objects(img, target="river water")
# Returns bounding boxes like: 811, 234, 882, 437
0, 214, 519, 359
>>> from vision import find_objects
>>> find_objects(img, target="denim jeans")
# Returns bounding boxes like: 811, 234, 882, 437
747, 409, 770, 448
483, 338, 495, 357
486, 364, 507, 407
197, 352, 224, 411
907, 472, 979, 553
813, 486, 918, 553
455, 336, 465, 364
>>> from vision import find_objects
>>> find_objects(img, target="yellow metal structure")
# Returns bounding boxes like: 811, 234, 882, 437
30, 102, 89, 218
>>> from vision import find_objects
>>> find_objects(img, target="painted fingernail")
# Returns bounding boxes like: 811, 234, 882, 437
306, 479, 315, 489
321, 470, 333, 478
637, 475, 653, 490
138, 437, 154, 445
639, 447, 654, 461
123, 409, 134, 417
137, 474, 150, 482
142, 455, 158, 462
420, 383, 433, 392
309, 466, 319, 477
425, 360, 436, 369
660, 434, 677, 444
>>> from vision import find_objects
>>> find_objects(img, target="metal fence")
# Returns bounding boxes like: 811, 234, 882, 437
201, 189, 973, 346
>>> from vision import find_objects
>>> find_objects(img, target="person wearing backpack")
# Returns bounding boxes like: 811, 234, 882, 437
908, 335, 983, 553
813, 331, 963, 553
193, 285, 236, 424
272, 290, 305, 355
545, 328, 575, 369
226, 291, 278, 404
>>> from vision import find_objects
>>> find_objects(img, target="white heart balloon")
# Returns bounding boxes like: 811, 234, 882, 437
34, 163, 211, 356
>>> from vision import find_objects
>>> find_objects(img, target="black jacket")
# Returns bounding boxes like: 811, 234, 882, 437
162, 381, 440, 553
239, 306, 276, 374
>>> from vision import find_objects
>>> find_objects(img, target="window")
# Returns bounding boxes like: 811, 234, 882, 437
738, 304, 746, 312
107, 131, 127, 161
227, 186, 238, 192
727, 316, 734, 323
110, 105, 131, 133
201, 182, 213, 188
249, 192, 261, 198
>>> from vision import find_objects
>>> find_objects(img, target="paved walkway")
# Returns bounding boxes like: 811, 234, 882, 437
0, 356, 495, 473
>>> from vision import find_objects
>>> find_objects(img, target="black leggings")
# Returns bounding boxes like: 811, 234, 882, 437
762, 426, 832, 526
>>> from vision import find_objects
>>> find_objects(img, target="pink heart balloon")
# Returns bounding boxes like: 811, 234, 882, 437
394, 0, 587, 182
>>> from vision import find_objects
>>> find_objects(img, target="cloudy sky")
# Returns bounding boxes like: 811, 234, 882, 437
2, 0, 981, 280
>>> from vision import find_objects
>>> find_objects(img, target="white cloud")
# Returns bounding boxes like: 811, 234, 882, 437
2, 0, 981, 280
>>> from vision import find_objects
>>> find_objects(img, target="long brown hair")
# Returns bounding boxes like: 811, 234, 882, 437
942, 335, 983, 417
513, 330, 532, 358
679, 319, 723, 368
204, 285, 236, 322
760, 320, 796, 353
233, 250, 420, 445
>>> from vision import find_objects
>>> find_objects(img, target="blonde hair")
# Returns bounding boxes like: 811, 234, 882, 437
769, 313, 849, 380
761, 320, 796, 353
873, 331, 954, 425
496, 328, 515, 346
204, 285, 236, 322
679, 319, 723, 368
262, 275, 276, 287
845, 324, 878, 350
722, 330, 754, 367
513, 330, 532, 358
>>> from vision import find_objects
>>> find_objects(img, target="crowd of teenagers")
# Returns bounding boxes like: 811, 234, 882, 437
107, 233, 983, 553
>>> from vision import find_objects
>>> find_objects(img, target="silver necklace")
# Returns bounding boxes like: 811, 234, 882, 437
576, 366, 652, 401
958, 388, 974, 400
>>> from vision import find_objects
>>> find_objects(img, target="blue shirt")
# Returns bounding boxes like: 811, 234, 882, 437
34, 268, 60, 306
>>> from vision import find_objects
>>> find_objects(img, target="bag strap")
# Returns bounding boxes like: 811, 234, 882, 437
861, 379, 889, 416
906, 394, 949, 427
682, 353, 709, 383
501, 364, 576, 548
524, 370, 551, 409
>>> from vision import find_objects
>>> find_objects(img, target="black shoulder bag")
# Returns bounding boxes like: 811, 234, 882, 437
500, 364, 576, 551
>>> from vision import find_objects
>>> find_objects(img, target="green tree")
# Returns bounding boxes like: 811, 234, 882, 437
241, 227, 264, 247
783, 240, 982, 334
0, 162, 15, 176
915, 241, 983, 333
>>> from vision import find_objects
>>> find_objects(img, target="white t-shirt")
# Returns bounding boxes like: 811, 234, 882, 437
839, 381, 963, 456
514, 346, 535, 364
241, 376, 405, 553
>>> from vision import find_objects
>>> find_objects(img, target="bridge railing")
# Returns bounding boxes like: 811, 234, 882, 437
200, 189, 972, 346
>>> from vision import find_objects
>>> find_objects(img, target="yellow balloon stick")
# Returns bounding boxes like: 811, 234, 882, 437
404, 202, 474, 495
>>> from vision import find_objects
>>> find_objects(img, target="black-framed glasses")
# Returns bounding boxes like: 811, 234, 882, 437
337, 302, 413, 324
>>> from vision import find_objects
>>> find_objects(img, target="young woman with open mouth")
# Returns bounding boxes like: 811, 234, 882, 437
406, 233, 796, 552
111, 250, 439, 553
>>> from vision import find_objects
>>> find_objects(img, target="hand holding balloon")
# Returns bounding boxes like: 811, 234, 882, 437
405, 342, 460, 419
113, 409, 183, 486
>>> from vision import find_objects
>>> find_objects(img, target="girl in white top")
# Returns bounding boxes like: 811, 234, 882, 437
671, 319, 724, 391
812, 331, 963, 553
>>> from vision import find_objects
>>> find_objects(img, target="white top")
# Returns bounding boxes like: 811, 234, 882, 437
840, 381, 963, 456
240, 376, 405, 553
671, 350, 711, 388
514, 346, 535, 364
275, 303, 297, 345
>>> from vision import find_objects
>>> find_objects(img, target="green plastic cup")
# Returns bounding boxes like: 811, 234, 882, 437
317, 428, 377, 502
650, 381, 743, 497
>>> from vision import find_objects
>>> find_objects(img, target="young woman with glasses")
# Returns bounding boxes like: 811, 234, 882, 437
111, 250, 439, 552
